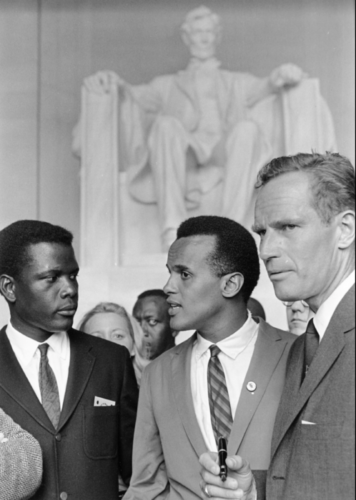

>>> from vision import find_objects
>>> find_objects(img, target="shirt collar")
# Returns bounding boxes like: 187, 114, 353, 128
194, 312, 258, 361
314, 270, 355, 338
6, 322, 70, 366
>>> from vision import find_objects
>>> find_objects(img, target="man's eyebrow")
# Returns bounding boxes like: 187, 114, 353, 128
172, 264, 190, 272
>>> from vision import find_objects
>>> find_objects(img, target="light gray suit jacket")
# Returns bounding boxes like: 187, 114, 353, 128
267, 284, 355, 500
0, 408, 42, 500
124, 320, 296, 500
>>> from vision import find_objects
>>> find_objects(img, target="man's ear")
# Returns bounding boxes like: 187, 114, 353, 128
0, 275, 16, 303
220, 272, 244, 298
337, 210, 355, 250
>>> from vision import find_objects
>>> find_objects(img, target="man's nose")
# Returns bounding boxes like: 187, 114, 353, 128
259, 231, 279, 262
163, 275, 176, 295
60, 277, 78, 298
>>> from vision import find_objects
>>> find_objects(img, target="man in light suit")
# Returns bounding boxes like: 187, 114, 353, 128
0, 408, 42, 500
200, 152, 355, 500
124, 215, 296, 499
0, 220, 138, 500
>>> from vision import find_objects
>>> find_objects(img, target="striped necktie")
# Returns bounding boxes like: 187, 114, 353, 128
38, 343, 61, 428
304, 319, 319, 377
207, 345, 233, 445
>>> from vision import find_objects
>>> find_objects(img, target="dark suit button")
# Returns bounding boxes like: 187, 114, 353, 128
55, 434, 62, 441
60, 493, 68, 500
272, 475, 285, 480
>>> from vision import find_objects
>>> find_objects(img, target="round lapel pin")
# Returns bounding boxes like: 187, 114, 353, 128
247, 381, 257, 392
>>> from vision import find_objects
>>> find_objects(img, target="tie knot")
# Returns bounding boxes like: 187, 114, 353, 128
38, 343, 49, 357
306, 319, 318, 338
209, 345, 221, 358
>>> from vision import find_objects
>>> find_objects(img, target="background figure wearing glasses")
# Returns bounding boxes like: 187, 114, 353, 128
284, 301, 313, 336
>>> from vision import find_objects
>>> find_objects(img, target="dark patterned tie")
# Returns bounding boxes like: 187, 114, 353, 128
304, 319, 319, 377
38, 343, 61, 428
207, 345, 233, 445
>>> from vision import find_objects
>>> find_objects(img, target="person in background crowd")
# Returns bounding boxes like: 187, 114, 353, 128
124, 216, 296, 500
247, 297, 266, 322
0, 408, 43, 500
79, 302, 135, 354
0, 220, 138, 500
132, 289, 177, 362
200, 152, 355, 500
284, 300, 313, 336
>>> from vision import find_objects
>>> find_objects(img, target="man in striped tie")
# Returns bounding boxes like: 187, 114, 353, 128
124, 215, 296, 500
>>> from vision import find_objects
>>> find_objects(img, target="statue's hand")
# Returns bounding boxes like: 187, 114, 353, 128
270, 63, 307, 90
83, 70, 126, 94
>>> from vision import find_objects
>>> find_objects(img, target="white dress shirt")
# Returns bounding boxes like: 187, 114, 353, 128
191, 312, 259, 452
314, 270, 355, 341
6, 322, 71, 409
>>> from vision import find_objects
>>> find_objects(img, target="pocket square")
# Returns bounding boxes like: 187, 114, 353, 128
94, 396, 116, 407
301, 420, 316, 425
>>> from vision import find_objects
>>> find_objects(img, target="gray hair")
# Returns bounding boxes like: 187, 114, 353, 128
255, 152, 355, 224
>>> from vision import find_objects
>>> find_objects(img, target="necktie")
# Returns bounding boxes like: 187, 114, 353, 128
38, 343, 61, 428
304, 319, 319, 377
207, 345, 233, 445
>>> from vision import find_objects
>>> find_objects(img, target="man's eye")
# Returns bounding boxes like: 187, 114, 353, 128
70, 273, 79, 281
283, 224, 297, 231
47, 276, 58, 283
148, 320, 158, 327
181, 271, 190, 279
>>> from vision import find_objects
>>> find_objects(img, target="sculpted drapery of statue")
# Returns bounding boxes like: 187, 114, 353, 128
73, 6, 336, 254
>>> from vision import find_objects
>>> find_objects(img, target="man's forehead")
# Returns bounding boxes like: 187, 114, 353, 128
25, 242, 77, 267
167, 235, 216, 263
135, 296, 168, 315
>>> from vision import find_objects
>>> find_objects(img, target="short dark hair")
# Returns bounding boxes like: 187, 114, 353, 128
136, 289, 168, 301
256, 152, 355, 224
176, 215, 260, 302
0, 220, 73, 279
133, 289, 168, 316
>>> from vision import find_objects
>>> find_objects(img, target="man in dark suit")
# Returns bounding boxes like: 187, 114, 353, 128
124, 216, 296, 500
0, 220, 138, 500
200, 152, 355, 500
0, 408, 42, 500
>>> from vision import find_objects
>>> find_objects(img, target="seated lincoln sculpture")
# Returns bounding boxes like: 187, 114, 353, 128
73, 5, 336, 252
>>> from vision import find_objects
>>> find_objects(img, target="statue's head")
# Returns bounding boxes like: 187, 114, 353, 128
181, 5, 222, 60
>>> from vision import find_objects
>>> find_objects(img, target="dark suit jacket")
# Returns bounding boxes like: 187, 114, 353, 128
124, 320, 296, 500
0, 327, 138, 500
266, 284, 355, 500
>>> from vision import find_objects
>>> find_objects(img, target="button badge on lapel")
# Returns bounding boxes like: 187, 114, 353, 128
246, 381, 257, 394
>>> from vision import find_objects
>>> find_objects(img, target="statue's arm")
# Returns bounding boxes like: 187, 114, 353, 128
246, 63, 306, 107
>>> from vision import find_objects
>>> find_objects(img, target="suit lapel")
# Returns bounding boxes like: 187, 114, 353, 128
0, 326, 55, 432
171, 334, 207, 457
58, 329, 95, 430
272, 285, 355, 457
228, 321, 290, 455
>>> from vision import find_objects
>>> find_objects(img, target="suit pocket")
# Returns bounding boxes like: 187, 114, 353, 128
300, 423, 343, 440
83, 406, 119, 459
